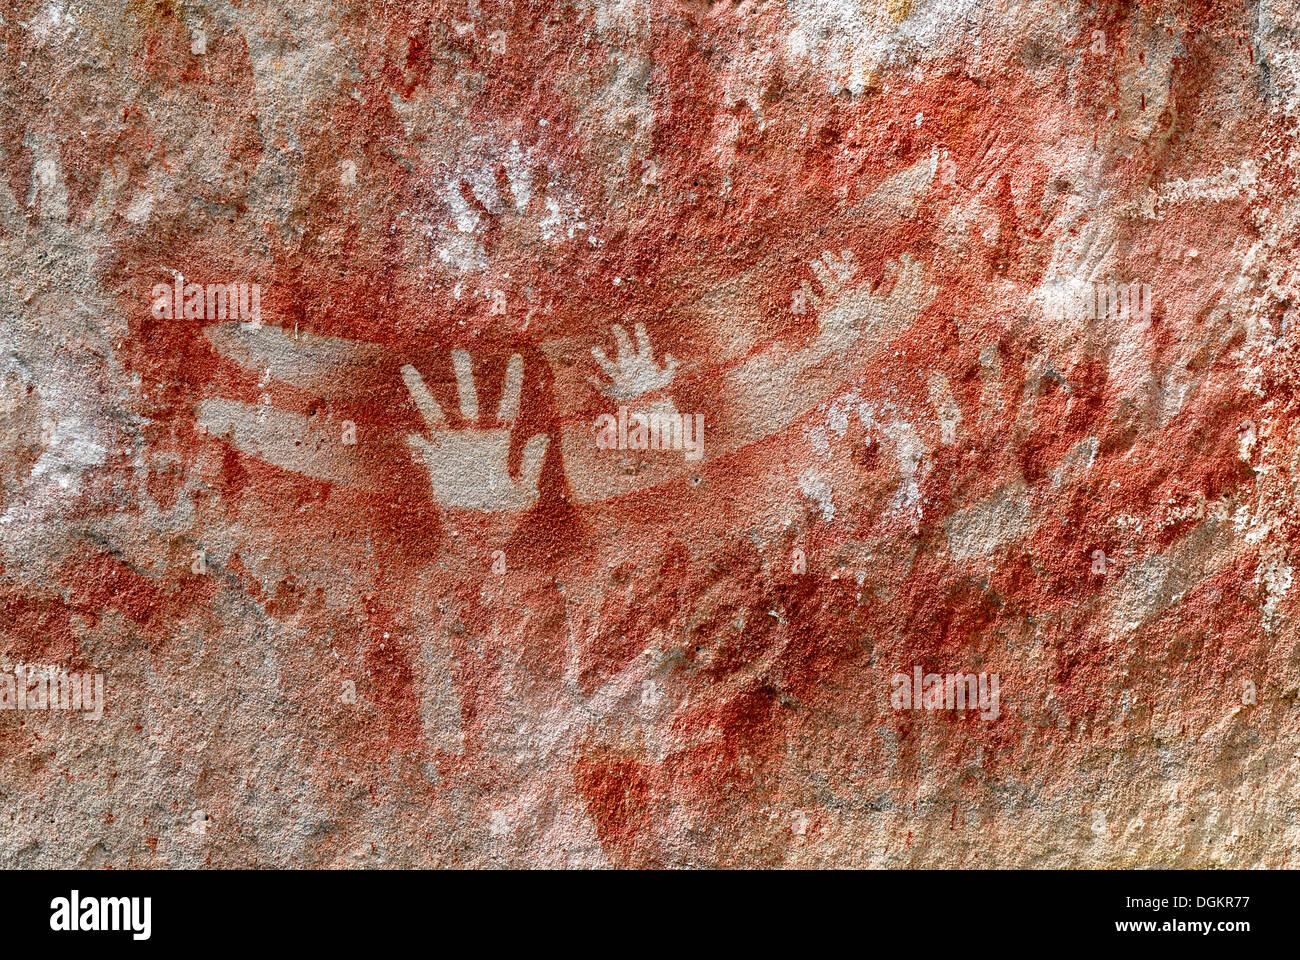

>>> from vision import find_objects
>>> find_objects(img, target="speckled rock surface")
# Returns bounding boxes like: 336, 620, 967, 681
1, 0, 1298, 868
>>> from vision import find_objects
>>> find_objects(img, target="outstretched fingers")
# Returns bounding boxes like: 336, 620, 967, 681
401, 364, 448, 431
634, 321, 653, 358
831, 249, 857, 282
451, 350, 480, 420
880, 255, 933, 317
611, 323, 635, 361
801, 278, 822, 311
811, 256, 838, 297
591, 345, 619, 380
497, 353, 524, 425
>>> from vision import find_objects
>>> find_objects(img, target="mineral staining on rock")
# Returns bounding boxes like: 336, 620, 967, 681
0, 0, 1297, 868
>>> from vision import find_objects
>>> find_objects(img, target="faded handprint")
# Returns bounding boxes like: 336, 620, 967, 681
803, 250, 931, 344
800, 249, 858, 314
0, 135, 131, 500
591, 322, 678, 402
402, 351, 549, 512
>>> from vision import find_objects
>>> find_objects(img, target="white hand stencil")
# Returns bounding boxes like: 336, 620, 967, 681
402, 351, 549, 512
591, 322, 678, 401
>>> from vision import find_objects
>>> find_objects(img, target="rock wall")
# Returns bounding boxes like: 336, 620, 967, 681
1, 0, 1298, 867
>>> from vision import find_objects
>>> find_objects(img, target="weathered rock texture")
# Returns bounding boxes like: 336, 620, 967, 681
1, 0, 1299, 868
